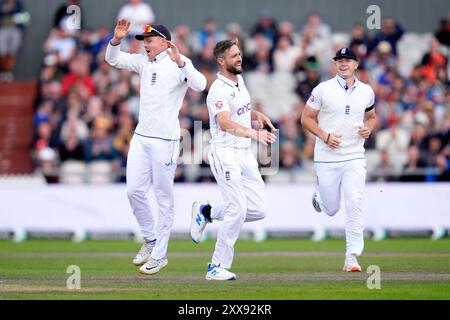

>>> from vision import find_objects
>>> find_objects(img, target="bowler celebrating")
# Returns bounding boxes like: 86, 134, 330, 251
105, 19, 206, 275
190, 39, 277, 280
301, 47, 377, 272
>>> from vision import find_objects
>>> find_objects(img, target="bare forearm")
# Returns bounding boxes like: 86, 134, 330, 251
301, 115, 327, 142
365, 115, 377, 132
219, 119, 256, 139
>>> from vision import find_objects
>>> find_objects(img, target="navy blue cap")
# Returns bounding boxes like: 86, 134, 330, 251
136, 24, 171, 41
333, 47, 358, 61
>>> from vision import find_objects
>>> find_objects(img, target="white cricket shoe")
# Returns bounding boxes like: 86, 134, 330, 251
342, 254, 362, 272
132, 241, 155, 266
190, 201, 211, 243
205, 263, 236, 281
139, 257, 168, 275
312, 191, 322, 213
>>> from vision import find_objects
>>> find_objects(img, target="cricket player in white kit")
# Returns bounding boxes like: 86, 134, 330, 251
190, 40, 277, 280
105, 20, 206, 275
301, 47, 377, 272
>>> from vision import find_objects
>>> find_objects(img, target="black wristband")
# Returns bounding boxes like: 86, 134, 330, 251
325, 133, 330, 144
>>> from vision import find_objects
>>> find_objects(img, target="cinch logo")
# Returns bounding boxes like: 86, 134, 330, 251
237, 103, 251, 115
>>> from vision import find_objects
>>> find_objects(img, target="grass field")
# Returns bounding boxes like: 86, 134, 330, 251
1, 238, 450, 300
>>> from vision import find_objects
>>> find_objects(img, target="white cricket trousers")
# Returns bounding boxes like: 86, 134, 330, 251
315, 158, 367, 257
208, 145, 266, 269
126, 134, 179, 260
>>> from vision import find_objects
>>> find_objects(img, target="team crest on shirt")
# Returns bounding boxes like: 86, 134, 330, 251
215, 101, 223, 110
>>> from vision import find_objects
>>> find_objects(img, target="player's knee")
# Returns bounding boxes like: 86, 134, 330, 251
126, 186, 146, 202
245, 208, 266, 222
323, 204, 340, 217
226, 200, 247, 216
346, 196, 363, 212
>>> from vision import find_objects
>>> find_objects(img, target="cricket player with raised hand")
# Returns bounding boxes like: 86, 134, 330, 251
190, 39, 277, 280
105, 19, 207, 275
301, 47, 377, 272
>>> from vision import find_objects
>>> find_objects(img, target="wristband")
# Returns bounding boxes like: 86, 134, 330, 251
325, 133, 330, 144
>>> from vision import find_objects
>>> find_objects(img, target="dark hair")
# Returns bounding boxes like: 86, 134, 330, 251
213, 39, 238, 60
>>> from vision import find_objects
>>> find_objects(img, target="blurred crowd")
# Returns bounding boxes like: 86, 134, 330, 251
25, 0, 450, 183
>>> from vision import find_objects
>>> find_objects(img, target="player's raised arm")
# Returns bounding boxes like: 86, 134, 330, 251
111, 19, 131, 45
167, 41, 206, 92
105, 19, 145, 74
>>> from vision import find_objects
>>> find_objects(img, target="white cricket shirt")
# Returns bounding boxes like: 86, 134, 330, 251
105, 42, 207, 140
207, 73, 252, 149
307, 75, 375, 162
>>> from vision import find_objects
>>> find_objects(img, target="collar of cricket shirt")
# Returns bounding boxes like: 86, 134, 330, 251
336, 74, 359, 93
150, 50, 169, 63
217, 72, 240, 90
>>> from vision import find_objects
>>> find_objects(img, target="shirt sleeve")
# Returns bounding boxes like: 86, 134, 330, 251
178, 56, 207, 92
207, 89, 230, 118
306, 84, 323, 110
105, 42, 145, 74
365, 87, 376, 112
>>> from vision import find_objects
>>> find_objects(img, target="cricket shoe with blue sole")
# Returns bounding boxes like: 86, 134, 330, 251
205, 263, 236, 281
190, 201, 211, 243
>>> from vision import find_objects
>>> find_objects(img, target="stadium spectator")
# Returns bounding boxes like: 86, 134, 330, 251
272, 35, 300, 72
250, 10, 278, 48
0, 0, 28, 81
84, 117, 116, 162
58, 129, 85, 162
376, 113, 410, 170
295, 56, 321, 102
435, 11, 450, 47
116, 0, 155, 37
301, 11, 331, 46
369, 17, 404, 56
61, 53, 96, 98
349, 23, 371, 58
370, 149, 397, 182
172, 24, 193, 57
43, 27, 77, 67
192, 17, 225, 54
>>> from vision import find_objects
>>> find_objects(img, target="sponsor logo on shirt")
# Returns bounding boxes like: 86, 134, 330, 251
237, 103, 251, 116
215, 101, 223, 110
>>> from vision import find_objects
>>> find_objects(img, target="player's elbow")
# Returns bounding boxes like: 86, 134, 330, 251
300, 111, 308, 128
190, 75, 207, 92
105, 56, 117, 67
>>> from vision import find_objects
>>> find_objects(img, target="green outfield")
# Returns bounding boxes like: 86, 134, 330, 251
1, 238, 450, 300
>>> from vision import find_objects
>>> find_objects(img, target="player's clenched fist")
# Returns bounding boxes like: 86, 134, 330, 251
325, 133, 342, 149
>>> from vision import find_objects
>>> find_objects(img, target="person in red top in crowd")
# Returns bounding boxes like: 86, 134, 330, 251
61, 52, 96, 98
418, 37, 448, 83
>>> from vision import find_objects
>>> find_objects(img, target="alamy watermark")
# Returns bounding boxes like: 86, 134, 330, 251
66, 5, 81, 30
66, 265, 81, 290
179, 122, 280, 176
366, 5, 381, 30
366, 265, 381, 290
